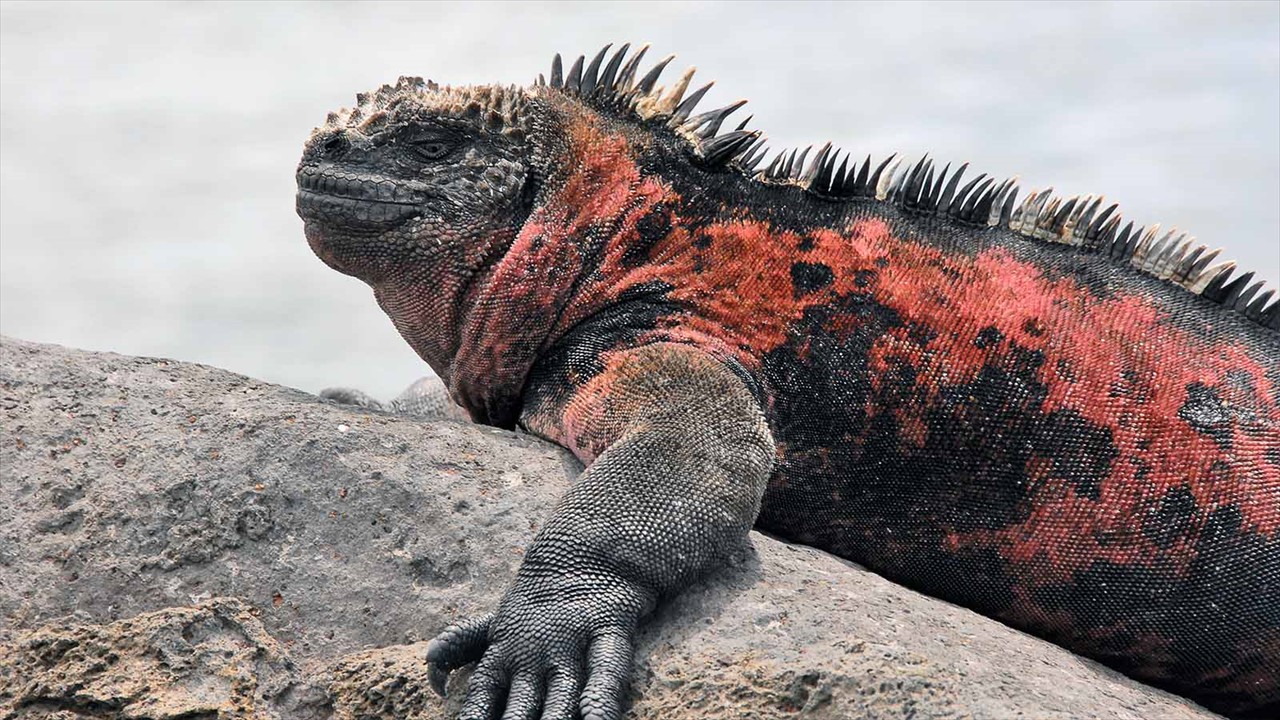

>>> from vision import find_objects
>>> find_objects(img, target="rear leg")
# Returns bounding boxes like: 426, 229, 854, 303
321, 375, 470, 421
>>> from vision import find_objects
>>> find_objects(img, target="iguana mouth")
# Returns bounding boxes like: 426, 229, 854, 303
296, 165, 424, 227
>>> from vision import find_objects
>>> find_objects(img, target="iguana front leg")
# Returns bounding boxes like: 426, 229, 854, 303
426, 343, 775, 720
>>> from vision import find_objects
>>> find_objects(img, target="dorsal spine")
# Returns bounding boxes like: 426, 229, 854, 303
544, 43, 1279, 331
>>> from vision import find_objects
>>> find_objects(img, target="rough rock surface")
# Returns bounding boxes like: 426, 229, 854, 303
1, 597, 324, 719
0, 336, 1219, 719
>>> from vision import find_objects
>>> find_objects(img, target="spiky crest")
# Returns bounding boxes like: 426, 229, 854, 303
544, 44, 1279, 331
321, 76, 530, 141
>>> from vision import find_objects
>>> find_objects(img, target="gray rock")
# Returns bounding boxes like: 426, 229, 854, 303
0, 336, 1219, 719
1, 597, 326, 719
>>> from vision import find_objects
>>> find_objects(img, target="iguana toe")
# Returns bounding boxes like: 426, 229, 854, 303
579, 631, 632, 720
425, 612, 494, 696
495, 672, 543, 720
455, 653, 509, 720
539, 665, 586, 720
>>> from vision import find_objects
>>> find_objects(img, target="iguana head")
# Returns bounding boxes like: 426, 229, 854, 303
296, 77, 534, 284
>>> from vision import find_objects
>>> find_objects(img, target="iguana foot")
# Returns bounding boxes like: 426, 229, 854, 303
386, 376, 471, 421
320, 376, 470, 421
318, 387, 386, 410
426, 574, 651, 720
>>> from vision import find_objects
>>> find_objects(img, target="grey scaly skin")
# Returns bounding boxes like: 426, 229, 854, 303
298, 45, 1279, 720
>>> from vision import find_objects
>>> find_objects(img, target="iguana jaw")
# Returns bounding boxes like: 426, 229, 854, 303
295, 164, 428, 231
295, 172, 424, 281
294, 157, 449, 279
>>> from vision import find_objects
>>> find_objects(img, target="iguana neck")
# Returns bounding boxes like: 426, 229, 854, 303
371, 226, 509, 388
447, 106, 673, 428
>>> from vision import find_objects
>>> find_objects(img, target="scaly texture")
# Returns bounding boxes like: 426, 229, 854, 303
295, 44, 1280, 719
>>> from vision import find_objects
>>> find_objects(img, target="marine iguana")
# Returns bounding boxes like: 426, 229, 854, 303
295, 44, 1280, 719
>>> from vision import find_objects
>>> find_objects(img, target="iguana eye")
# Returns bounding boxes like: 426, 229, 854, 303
412, 139, 454, 161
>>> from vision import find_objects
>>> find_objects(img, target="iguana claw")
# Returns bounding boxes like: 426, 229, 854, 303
424, 612, 494, 697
